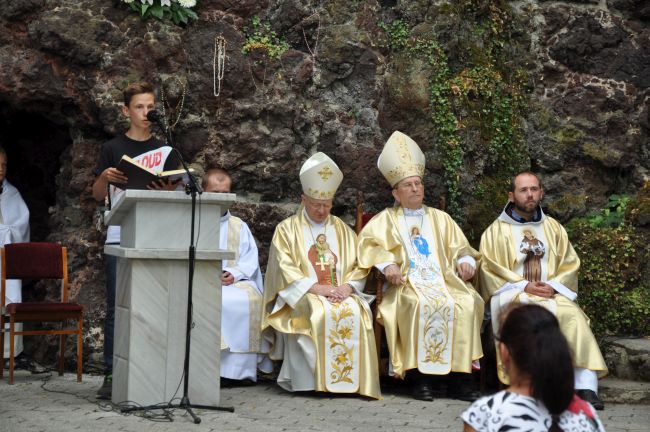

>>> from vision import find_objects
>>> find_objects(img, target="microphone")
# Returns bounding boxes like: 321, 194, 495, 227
146, 110, 163, 123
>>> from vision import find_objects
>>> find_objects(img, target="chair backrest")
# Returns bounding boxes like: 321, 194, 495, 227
1, 242, 68, 304
355, 191, 376, 235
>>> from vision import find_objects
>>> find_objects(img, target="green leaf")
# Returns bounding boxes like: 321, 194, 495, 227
150, 4, 164, 20
184, 9, 198, 20
171, 10, 181, 25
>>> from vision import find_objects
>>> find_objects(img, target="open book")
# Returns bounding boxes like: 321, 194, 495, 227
110, 155, 194, 190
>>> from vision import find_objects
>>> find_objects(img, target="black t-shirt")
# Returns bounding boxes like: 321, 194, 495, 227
94, 134, 181, 175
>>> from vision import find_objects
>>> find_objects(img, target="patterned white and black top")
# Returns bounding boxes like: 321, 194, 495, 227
461, 390, 606, 432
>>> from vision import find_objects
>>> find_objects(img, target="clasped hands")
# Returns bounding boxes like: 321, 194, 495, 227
382, 262, 475, 285
309, 283, 353, 303
524, 281, 555, 298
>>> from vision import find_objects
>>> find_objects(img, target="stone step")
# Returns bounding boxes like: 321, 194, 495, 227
603, 337, 650, 382
599, 377, 650, 405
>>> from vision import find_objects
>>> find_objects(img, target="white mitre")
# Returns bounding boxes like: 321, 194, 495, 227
299, 152, 343, 199
377, 131, 425, 187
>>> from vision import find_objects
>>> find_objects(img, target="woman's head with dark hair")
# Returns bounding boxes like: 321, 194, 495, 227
498, 304, 574, 421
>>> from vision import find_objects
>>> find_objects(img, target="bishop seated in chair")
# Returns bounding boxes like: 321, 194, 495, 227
262, 152, 381, 399
356, 131, 484, 402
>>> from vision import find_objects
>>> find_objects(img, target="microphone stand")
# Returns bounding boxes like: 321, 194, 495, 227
121, 113, 234, 423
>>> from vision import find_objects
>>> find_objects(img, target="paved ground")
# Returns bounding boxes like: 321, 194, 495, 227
0, 371, 648, 431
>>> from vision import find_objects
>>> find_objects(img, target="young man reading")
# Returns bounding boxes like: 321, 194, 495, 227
92, 81, 180, 399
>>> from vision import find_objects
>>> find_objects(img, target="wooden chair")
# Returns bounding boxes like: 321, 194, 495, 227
0, 243, 83, 384
354, 192, 386, 375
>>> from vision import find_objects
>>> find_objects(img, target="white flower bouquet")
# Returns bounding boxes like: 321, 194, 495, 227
118, 0, 198, 26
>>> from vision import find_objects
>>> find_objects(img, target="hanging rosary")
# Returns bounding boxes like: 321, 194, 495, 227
213, 34, 227, 97
160, 76, 187, 130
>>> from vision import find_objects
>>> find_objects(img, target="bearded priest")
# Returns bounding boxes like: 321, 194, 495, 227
356, 131, 484, 402
262, 152, 381, 399
478, 171, 607, 410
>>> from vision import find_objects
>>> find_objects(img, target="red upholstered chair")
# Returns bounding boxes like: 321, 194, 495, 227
0, 243, 83, 384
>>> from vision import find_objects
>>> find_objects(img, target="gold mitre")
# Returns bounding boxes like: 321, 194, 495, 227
299, 152, 343, 199
377, 131, 425, 187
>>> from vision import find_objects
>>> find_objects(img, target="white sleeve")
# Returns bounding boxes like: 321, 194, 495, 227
546, 280, 578, 301
457, 255, 476, 268
278, 277, 317, 309
223, 222, 261, 283
492, 279, 528, 297
375, 262, 394, 273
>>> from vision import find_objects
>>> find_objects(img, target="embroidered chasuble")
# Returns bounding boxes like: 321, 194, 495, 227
356, 206, 484, 377
263, 209, 380, 399
479, 204, 608, 383
0, 179, 30, 357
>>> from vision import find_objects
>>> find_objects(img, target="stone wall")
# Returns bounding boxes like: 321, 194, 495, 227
0, 0, 647, 370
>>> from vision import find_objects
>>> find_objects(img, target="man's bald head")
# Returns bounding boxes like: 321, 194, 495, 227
203, 168, 232, 193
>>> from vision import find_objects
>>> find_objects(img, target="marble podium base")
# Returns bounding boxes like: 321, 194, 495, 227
105, 246, 234, 407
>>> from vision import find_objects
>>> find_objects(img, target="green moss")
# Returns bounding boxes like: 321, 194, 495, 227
550, 124, 584, 147
465, 176, 510, 246
626, 181, 650, 226
242, 16, 289, 60
547, 192, 588, 218
528, 102, 552, 130
384, 54, 431, 110
582, 141, 623, 166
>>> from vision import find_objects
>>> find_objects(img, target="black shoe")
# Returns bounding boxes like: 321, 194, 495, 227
413, 380, 433, 402
221, 377, 256, 388
96, 374, 112, 400
576, 389, 604, 411
447, 374, 481, 402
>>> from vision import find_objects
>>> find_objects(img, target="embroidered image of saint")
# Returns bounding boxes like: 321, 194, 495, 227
519, 229, 545, 282
308, 233, 338, 286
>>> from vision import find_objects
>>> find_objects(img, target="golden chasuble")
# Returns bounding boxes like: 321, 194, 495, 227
262, 209, 380, 399
356, 206, 484, 377
479, 209, 608, 380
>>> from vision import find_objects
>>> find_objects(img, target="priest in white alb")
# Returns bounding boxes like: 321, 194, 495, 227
478, 171, 607, 410
203, 168, 272, 384
262, 152, 381, 399
356, 131, 483, 402
0, 147, 30, 359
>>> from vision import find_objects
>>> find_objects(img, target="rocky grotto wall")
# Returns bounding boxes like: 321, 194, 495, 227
0, 0, 647, 370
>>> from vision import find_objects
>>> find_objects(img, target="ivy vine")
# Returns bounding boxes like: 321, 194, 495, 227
379, 0, 531, 225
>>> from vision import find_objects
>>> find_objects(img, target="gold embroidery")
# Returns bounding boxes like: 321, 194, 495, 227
421, 291, 452, 364
318, 166, 333, 180
398, 136, 412, 163
385, 164, 425, 186
327, 302, 355, 384
307, 187, 335, 199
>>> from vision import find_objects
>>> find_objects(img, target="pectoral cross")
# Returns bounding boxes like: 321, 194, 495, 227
316, 254, 331, 271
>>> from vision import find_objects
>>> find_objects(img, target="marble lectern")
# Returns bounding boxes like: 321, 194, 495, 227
104, 190, 235, 406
